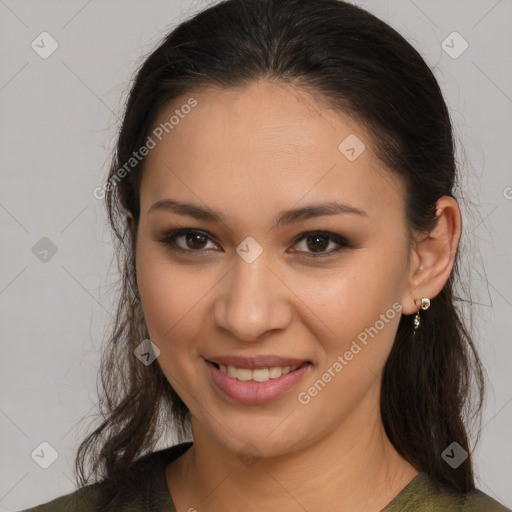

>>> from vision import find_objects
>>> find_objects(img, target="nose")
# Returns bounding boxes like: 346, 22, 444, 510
212, 255, 293, 342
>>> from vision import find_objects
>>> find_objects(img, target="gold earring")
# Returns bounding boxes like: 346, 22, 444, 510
413, 297, 430, 330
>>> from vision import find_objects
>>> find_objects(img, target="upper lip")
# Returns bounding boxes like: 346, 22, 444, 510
206, 355, 311, 370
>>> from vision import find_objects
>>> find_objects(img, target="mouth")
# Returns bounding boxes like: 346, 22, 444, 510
205, 359, 312, 404
207, 360, 311, 382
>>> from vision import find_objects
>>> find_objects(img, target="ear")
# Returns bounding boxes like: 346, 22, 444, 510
126, 211, 137, 245
126, 211, 134, 229
400, 196, 461, 315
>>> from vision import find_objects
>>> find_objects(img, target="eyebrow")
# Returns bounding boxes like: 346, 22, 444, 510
147, 198, 368, 229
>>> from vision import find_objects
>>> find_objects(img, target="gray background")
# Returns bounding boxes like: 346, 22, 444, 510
0, 0, 511, 510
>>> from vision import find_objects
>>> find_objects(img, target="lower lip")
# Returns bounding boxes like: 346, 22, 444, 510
206, 360, 311, 404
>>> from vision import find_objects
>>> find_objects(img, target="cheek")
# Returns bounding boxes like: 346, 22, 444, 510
302, 246, 407, 369
135, 242, 207, 347
294, 271, 404, 419
310, 259, 404, 333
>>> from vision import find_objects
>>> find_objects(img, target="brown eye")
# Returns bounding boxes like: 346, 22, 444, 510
158, 228, 351, 258
158, 229, 218, 253
184, 232, 209, 250
290, 231, 350, 258
305, 234, 330, 252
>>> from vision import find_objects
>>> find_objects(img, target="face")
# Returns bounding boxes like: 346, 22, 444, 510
134, 80, 413, 458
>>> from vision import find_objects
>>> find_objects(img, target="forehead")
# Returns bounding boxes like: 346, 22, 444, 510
139, 80, 405, 225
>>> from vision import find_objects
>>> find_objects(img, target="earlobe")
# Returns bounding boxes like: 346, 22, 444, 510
400, 196, 461, 315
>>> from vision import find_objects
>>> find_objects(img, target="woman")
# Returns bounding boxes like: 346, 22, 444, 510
19, 0, 510, 510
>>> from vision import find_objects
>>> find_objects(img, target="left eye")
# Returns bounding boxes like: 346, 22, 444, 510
291, 231, 349, 257
158, 229, 350, 258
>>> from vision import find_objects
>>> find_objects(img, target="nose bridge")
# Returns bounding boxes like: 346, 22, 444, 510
213, 251, 291, 342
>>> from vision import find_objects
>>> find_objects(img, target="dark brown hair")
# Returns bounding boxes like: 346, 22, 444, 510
75, 0, 485, 500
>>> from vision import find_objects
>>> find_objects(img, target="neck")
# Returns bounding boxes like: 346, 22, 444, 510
167, 395, 419, 511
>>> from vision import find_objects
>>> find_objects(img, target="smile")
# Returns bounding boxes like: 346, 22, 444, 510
206, 360, 311, 404
216, 363, 302, 382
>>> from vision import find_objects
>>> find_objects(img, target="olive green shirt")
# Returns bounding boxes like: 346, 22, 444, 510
18, 442, 510, 511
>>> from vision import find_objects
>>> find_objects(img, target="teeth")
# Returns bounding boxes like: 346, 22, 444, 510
217, 363, 302, 382
252, 368, 269, 382
268, 366, 283, 379
235, 368, 252, 381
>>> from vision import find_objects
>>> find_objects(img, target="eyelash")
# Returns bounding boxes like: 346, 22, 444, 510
157, 228, 352, 259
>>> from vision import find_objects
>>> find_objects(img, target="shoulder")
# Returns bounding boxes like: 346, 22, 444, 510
14, 484, 104, 512
410, 473, 511, 512
383, 472, 510, 512
461, 489, 512, 512
15, 442, 193, 512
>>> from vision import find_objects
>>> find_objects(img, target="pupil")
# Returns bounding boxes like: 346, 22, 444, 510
307, 235, 327, 252
187, 233, 207, 250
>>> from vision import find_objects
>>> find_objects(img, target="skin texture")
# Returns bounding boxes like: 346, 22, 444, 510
129, 80, 461, 511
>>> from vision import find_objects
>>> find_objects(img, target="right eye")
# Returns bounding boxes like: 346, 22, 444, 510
157, 228, 219, 253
